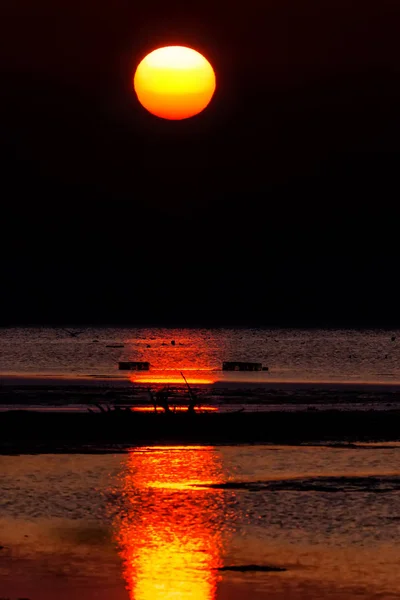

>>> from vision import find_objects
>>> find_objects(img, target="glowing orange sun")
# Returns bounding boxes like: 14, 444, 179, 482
133, 45, 216, 120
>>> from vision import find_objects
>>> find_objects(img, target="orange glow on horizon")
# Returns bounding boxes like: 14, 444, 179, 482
131, 405, 217, 412
130, 375, 215, 385
114, 447, 225, 600
133, 46, 216, 120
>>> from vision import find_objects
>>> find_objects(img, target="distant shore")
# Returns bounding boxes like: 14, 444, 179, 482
1, 409, 400, 454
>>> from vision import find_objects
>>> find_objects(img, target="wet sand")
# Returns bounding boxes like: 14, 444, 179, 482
2, 445, 400, 600
2, 377, 400, 415
3, 372, 400, 389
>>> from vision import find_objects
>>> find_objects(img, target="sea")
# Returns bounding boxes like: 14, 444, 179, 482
2, 326, 400, 382
1, 444, 400, 599
1, 327, 400, 599
1, 326, 400, 411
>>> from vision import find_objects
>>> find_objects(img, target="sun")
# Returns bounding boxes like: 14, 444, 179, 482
133, 45, 216, 120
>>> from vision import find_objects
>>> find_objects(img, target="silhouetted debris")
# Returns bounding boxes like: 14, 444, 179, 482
181, 372, 198, 413
156, 389, 171, 413
171, 340, 176, 345
119, 361, 150, 371
217, 564, 286, 572
148, 389, 158, 412
60, 328, 83, 338
148, 388, 172, 413
223, 362, 263, 371
106, 344, 124, 348
392, 336, 396, 342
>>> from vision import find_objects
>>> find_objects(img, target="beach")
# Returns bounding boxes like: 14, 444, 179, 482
2, 444, 400, 600
2, 327, 400, 599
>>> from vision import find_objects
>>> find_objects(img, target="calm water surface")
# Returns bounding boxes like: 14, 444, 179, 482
1, 327, 400, 384
1, 445, 400, 600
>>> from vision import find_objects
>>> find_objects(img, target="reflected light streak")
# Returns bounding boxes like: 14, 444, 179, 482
115, 447, 225, 600
131, 406, 217, 412
129, 375, 215, 385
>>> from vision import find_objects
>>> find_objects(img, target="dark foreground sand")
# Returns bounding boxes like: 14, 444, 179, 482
1, 409, 400, 453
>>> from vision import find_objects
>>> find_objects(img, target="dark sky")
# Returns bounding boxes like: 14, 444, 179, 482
1, 0, 400, 326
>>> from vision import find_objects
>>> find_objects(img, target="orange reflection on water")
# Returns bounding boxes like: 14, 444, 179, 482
131, 406, 217, 412
129, 375, 215, 385
115, 447, 225, 600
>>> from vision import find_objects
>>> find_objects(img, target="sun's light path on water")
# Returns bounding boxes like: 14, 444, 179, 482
131, 406, 217, 412
133, 45, 216, 120
114, 447, 226, 600
129, 374, 215, 385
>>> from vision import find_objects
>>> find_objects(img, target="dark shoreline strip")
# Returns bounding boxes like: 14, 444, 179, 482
1, 410, 400, 454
